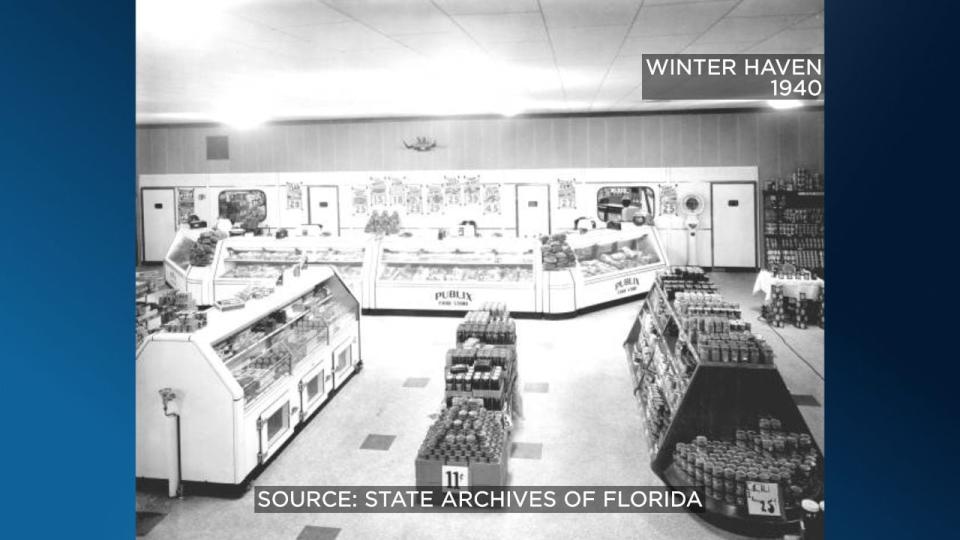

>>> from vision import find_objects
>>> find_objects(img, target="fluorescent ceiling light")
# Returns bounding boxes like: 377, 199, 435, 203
767, 100, 804, 110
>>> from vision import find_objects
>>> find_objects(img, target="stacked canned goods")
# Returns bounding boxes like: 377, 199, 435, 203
766, 284, 786, 328
456, 318, 517, 345
696, 335, 775, 365
416, 398, 506, 464
672, 416, 821, 510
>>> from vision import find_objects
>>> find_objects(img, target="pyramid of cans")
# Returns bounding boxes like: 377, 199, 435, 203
446, 302, 518, 410
416, 397, 506, 464
673, 415, 822, 511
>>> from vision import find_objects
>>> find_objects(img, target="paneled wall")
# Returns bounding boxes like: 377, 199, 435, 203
136, 109, 823, 182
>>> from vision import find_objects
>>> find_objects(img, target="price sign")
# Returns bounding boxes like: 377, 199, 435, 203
746, 481, 782, 517
441, 465, 469, 491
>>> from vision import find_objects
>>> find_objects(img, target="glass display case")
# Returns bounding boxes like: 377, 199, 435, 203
301, 245, 366, 293
211, 236, 374, 304
165, 231, 195, 273
216, 245, 304, 280
371, 236, 542, 313
563, 225, 669, 309
572, 229, 663, 278
163, 228, 216, 304
212, 279, 357, 404
136, 270, 361, 488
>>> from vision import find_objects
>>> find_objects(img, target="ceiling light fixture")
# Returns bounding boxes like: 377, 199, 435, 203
767, 100, 804, 110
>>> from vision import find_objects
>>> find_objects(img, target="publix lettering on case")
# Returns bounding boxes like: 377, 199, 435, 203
435, 290, 473, 307
614, 277, 641, 296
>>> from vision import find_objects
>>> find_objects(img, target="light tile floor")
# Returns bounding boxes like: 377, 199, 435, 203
138, 271, 823, 540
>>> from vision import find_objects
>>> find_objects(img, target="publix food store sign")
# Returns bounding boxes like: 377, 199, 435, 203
435, 289, 473, 307
614, 277, 640, 296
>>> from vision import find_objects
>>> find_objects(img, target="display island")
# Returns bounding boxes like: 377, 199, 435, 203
136, 269, 361, 495
623, 267, 823, 537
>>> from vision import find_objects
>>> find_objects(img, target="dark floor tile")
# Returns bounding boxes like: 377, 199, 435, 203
136, 511, 166, 537
297, 526, 341, 540
360, 434, 396, 451
524, 382, 549, 393
511, 442, 543, 460
403, 377, 430, 388
791, 394, 821, 407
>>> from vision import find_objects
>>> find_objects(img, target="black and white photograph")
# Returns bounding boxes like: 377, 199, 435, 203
135, 1, 825, 539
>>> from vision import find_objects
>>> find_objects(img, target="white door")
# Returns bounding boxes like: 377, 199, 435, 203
711, 183, 756, 268
516, 185, 550, 238
308, 186, 339, 234
142, 189, 176, 262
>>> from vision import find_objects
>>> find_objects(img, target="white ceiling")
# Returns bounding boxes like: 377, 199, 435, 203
136, 0, 824, 124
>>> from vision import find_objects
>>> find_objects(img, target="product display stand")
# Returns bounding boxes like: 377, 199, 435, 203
415, 303, 516, 491
624, 269, 823, 537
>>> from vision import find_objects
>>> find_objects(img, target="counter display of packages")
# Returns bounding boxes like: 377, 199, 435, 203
163, 224, 670, 317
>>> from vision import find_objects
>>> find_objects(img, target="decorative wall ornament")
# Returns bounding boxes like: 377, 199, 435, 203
482, 184, 502, 215
285, 182, 303, 210
426, 185, 444, 214
659, 183, 679, 216
404, 184, 423, 215
557, 178, 577, 209
463, 175, 481, 206
443, 175, 462, 206
369, 177, 388, 208
389, 176, 405, 207
403, 137, 437, 152
351, 185, 369, 215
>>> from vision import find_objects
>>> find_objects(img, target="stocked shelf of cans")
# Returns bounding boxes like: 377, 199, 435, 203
763, 168, 824, 278
623, 267, 822, 536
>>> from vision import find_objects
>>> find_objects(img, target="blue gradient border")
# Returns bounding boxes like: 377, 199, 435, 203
1, 0, 956, 538
0, 0, 134, 538
826, 1, 955, 538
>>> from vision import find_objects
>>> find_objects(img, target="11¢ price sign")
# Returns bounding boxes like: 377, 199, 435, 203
441, 465, 469, 491
746, 481, 782, 517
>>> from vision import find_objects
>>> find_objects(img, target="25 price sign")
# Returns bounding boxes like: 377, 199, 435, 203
746, 481, 782, 517
441, 465, 469, 491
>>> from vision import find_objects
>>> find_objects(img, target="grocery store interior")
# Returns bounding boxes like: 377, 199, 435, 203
136, 1, 825, 539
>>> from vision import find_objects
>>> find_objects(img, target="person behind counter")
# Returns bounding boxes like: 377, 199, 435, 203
620, 198, 640, 223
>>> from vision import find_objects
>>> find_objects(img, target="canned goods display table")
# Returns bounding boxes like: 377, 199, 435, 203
624, 268, 823, 537
752, 270, 823, 302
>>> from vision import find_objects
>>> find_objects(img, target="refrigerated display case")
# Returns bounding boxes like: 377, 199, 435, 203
211, 235, 377, 304
163, 228, 216, 305
563, 225, 669, 311
370, 236, 543, 313
136, 269, 361, 490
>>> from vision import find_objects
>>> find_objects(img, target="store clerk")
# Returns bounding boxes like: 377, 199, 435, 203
620, 198, 640, 223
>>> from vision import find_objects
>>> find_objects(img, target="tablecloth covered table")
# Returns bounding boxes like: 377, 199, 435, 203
752, 270, 824, 302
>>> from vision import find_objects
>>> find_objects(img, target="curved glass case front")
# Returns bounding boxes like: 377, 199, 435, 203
568, 228, 664, 279
378, 243, 536, 283
211, 277, 358, 404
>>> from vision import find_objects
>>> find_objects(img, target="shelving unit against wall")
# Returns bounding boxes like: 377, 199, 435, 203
762, 169, 824, 277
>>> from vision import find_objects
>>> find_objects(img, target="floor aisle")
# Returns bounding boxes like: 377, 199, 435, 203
137, 271, 824, 540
